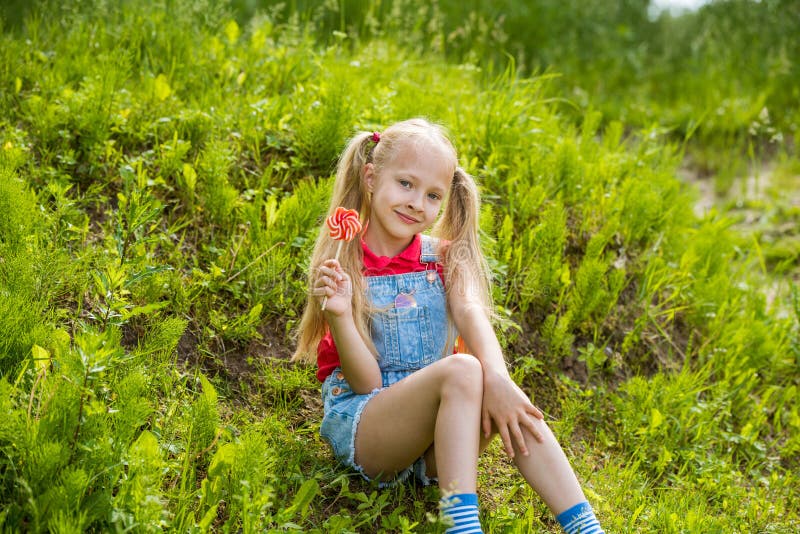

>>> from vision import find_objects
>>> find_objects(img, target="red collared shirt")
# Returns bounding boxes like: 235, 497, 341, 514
315, 234, 444, 382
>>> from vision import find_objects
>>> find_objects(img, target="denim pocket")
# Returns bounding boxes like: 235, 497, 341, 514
374, 305, 438, 370
322, 370, 350, 412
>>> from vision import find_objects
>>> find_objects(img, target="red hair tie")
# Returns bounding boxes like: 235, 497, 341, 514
371, 131, 381, 143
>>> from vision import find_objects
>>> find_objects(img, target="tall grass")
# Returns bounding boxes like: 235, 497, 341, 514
240, 0, 799, 159
0, 0, 797, 531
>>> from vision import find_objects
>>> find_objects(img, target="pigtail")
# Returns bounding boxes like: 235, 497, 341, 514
292, 132, 377, 363
433, 166, 494, 317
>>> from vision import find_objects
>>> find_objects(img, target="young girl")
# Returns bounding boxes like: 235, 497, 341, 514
293, 118, 603, 534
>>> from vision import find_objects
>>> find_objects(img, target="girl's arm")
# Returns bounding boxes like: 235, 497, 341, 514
316, 259, 382, 393
448, 287, 545, 458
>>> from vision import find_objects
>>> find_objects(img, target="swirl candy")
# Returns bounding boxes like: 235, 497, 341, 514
326, 207, 362, 242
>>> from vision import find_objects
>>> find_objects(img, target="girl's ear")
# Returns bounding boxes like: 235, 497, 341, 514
363, 163, 375, 192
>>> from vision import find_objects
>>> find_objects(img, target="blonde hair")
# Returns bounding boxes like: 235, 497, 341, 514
292, 118, 492, 363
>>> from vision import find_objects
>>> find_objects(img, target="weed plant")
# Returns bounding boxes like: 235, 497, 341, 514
0, 0, 797, 532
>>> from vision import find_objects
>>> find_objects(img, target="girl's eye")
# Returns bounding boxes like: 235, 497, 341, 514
399, 179, 411, 188
427, 193, 441, 201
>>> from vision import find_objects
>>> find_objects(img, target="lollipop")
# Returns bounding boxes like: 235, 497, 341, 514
327, 206, 362, 243
321, 207, 362, 310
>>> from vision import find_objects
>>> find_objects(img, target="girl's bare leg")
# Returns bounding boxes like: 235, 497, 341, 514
424, 412, 587, 514
355, 353, 483, 492
422, 426, 494, 480
357, 353, 586, 514
511, 419, 587, 514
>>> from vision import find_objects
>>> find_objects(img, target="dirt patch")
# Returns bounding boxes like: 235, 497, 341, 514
174, 315, 293, 378
297, 386, 323, 421
176, 326, 202, 367
678, 159, 800, 312
679, 161, 800, 217
252, 319, 294, 360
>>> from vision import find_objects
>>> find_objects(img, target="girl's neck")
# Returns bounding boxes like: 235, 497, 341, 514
362, 227, 415, 258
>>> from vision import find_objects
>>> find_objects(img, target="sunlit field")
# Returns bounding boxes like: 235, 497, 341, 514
1, 0, 797, 531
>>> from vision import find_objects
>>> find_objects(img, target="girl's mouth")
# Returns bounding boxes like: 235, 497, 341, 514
395, 211, 420, 224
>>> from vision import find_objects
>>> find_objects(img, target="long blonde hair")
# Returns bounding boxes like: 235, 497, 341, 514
292, 118, 492, 363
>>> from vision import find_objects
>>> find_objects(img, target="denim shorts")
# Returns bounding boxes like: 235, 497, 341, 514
320, 367, 437, 487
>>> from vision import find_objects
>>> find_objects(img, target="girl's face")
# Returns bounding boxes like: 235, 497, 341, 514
363, 140, 453, 257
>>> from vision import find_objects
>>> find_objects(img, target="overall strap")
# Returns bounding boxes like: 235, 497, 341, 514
419, 234, 440, 264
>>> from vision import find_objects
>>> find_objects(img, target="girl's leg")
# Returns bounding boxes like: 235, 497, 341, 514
425, 418, 600, 534
354, 353, 483, 493
512, 424, 605, 533
510, 419, 587, 515
423, 415, 587, 514
422, 427, 495, 481
402, 373, 602, 532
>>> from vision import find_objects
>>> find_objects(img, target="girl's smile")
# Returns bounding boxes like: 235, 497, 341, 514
394, 210, 420, 224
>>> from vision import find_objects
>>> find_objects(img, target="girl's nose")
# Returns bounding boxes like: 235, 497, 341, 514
407, 194, 423, 211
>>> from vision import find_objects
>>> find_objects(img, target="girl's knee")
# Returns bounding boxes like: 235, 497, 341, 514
440, 353, 483, 399
449, 352, 482, 368
444, 353, 483, 380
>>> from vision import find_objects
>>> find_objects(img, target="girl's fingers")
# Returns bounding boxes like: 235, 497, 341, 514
312, 285, 334, 297
315, 270, 345, 292
314, 261, 352, 310
511, 421, 529, 456
527, 403, 544, 420
481, 410, 492, 439
498, 425, 515, 459
318, 265, 343, 282
314, 276, 332, 291
521, 413, 545, 443
322, 259, 345, 274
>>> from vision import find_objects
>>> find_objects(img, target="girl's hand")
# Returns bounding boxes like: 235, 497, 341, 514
313, 259, 352, 316
481, 371, 544, 458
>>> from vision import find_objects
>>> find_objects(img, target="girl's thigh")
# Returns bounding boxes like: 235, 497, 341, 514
354, 354, 481, 478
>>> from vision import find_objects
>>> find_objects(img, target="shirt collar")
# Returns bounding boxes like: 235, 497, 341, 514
361, 234, 421, 270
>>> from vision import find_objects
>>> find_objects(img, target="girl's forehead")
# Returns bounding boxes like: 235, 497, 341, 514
385, 138, 456, 170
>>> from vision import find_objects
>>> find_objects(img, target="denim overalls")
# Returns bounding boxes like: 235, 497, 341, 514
320, 235, 453, 485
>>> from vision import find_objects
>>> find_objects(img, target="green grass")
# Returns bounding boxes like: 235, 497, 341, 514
239, 0, 800, 150
0, 0, 798, 532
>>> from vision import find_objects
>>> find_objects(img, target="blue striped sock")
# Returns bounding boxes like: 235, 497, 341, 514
440, 492, 483, 534
556, 501, 604, 534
